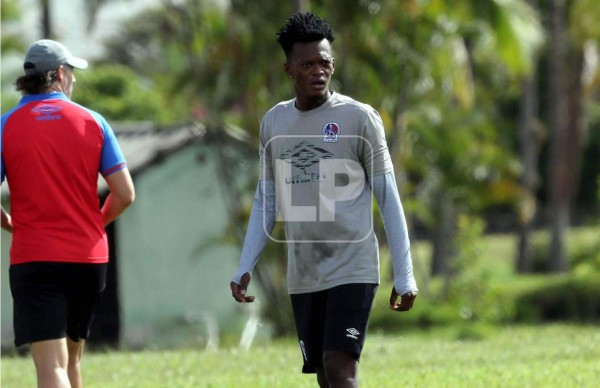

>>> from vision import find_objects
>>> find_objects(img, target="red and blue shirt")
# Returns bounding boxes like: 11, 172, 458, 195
1, 93, 126, 264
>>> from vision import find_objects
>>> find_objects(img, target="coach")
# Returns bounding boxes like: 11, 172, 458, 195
1, 39, 134, 388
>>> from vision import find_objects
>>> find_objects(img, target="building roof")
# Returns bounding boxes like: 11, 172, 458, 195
96, 121, 207, 193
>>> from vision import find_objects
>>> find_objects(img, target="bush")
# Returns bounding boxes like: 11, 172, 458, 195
369, 294, 464, 333
74, 64, 176, 124
514, 273, 600, 323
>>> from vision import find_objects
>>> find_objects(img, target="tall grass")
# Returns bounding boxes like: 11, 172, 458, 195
2, 324, 599, 387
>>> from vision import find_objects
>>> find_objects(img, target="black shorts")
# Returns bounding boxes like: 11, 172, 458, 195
290, 283, 378, 374
9, 262, 107, 347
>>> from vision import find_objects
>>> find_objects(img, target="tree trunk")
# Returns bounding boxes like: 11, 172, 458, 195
547, 0, 569, 272
549, 48, 585, 272
431, 192, 455, 276
564, 49, 585, 220
516, 0, 542, 274
291, 0, 309, 12
40, 0, 52, 38
516, 73, 540, 273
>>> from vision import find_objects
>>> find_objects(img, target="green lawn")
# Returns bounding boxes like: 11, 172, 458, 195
2, 324, 599, 387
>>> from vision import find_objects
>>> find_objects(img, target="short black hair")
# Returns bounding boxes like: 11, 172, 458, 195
276, 12, 335, 55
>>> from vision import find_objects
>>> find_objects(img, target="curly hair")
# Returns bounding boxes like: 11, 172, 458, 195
276, 12, 335, 55
15, 70, 58, 95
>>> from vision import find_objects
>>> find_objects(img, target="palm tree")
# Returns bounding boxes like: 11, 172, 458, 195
545, 0, 600, 272
329, 0, 543, 278
546, 0, 570, 272
516, 0, 544, 273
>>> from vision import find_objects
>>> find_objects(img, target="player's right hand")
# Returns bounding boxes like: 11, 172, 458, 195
230, 272, 255, 303
389, 287, 417, 312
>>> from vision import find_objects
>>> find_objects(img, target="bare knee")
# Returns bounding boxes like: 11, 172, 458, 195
322, 351, 358, 388
66, 338, 85, 365
30, 339, 70, 387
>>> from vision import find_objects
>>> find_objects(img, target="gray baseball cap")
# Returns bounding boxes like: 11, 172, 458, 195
24, 39, 88, 75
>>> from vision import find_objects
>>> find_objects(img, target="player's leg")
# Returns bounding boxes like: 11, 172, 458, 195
9, 263, 71, 387
322, 350, 358, 387
322, 283, 378, 388
30, 338, 70, 388
65, 263, 107, 388
290, 290, 328, 387
66, 337, 86, 388
314, 366, 329, 388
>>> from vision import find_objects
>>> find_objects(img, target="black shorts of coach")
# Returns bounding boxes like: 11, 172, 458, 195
9, 262, 107, 347
290, 283, 378, 374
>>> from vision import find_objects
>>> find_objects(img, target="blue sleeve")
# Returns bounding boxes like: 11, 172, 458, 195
232, 180, 276, 284
2, 112, 11, 182
1, 122, 4, 183
1, 108, 20, 184
90, 111, 126, 176
372, 172, 418, 295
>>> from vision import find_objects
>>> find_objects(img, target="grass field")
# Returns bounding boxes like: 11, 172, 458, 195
2, 324, 599, 387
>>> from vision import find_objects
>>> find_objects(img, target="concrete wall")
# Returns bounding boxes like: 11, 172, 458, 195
116, 144, 252, 348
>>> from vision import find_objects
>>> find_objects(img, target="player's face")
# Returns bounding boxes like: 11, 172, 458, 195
59, 64, 76, 99
285, 39, 335, 110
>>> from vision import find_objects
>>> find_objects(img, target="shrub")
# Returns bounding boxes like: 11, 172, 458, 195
514, 273, 600, 323
74, 64, 175, 124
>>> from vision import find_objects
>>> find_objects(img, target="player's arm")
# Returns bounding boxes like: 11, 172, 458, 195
230, 180, 276, 303
1, 159, 10, 232
101, 168, 135, 226
1, 207, 13, 233
372, 171, 418, 312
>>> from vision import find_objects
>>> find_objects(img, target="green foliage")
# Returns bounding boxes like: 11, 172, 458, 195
571, 238, 600, 276
523, 226, 600, 273
0, 92, 19, 115
570, 0, 600, 44
0, 0, 26, 53
514, 273, 600, 323
73, 64, 175, 124
102, 1, 290, 132
446, 215, 492, 322
370, 227, 600, 333
1, 0, 26, 115
577, 102, 600, 206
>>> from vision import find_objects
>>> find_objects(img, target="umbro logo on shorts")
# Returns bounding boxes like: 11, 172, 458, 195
346, 328, 360, 339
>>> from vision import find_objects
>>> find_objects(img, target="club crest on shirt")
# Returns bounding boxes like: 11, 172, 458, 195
322, 122, 341, 143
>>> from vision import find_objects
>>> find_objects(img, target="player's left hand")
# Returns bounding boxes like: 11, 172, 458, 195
389, 287, 417, 312
230, 272, 255, 303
